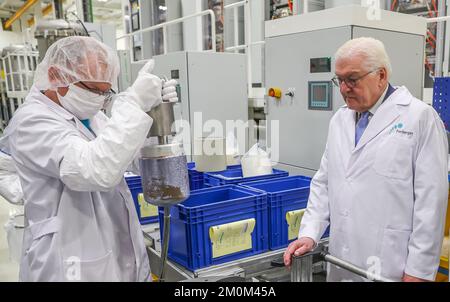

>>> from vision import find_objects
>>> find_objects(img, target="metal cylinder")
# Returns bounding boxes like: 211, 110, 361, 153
147, 102, 176, 138
139, 143, 190, 207
291, 254, 314, 282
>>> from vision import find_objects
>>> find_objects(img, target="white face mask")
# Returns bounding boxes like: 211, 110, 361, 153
57, 84, 106, 120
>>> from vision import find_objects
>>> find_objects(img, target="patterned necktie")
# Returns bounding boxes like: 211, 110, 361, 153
355, 111, 370, 146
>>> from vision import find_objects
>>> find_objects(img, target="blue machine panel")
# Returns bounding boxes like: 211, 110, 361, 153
433, 77, 450, 130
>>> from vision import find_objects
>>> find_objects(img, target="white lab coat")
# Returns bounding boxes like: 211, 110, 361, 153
299, 86, 449, 282
0, 86, 153, 282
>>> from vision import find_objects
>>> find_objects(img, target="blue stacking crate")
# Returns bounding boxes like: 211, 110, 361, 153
203, 167, 289, 187
241, 176, 328, 250
125, 176, 158, 225
187, 163, 241, 190
158, 185, 269, 271
187, 162, 205, 190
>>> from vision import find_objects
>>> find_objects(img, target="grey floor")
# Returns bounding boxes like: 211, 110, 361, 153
0, 196, 21, 282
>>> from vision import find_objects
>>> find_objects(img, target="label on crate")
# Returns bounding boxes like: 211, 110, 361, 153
209, 219, 255, 258
138, 193, 158, 218
286, 209, 306, 241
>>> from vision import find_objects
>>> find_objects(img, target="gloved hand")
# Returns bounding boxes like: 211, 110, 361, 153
162, 79, 179, 103
125, 59, 162, 112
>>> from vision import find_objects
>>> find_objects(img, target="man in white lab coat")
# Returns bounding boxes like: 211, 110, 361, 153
284, 37, 449, 282
0, 36, 178, 281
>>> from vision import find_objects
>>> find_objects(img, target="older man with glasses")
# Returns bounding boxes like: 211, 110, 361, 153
284, 37, 449, 282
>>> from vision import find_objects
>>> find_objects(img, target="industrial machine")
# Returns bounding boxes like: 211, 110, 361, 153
34, 19, 116, 62
264, 5, 426, 177
140, 97, 190, 282
34, 19, 88, 62
0, 44, 38, 127
129, 51, 249, 161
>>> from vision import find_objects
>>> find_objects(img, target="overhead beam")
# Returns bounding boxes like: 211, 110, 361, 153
4, 0, 40, 30
27, 3, 53, 27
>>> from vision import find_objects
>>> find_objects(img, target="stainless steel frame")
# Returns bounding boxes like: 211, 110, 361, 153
143, 224, 328, 282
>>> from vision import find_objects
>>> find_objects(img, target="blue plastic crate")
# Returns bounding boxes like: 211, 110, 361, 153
204, 167, 289, 187
187, 162, 205, 190
125, 179, 141, 187
241, 176, 328, 250
158, 185, 269, 271
187, 163, 241, 190
125, 178, 158, 225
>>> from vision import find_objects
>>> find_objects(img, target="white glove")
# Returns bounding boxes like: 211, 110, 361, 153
124, 59, 162, 112
162, 79, 179, 103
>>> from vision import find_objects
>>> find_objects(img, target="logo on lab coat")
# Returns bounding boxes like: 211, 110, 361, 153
389, 123, 414, 138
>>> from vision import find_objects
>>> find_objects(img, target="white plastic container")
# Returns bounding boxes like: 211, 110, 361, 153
241, 144, 273, 177
194, 137, 227, 172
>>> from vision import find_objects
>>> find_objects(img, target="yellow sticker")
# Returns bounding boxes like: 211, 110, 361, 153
286, 209, 306, 241
209, 219, 255, 258
138, 193, 158, 218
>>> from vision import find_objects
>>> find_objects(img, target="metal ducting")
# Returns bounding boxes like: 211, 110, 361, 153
34, 19, 88, 62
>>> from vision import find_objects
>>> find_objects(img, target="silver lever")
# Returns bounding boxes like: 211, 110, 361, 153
291, 245, 395, 282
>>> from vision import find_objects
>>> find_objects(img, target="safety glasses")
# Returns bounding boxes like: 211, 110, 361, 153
331, 68, 380, 89
78, 81, 116, 108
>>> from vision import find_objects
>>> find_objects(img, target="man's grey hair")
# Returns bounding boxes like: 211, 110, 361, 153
335, 37, 392, 79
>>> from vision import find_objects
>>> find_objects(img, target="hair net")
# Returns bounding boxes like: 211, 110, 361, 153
34, 36, 120, 90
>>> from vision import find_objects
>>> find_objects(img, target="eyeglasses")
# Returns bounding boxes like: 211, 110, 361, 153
78, 81, 116, 107
331, 69, 380, 88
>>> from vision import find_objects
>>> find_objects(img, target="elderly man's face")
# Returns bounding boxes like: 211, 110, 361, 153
335, 55, 388, 113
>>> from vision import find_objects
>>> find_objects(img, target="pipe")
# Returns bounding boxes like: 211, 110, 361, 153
434, 0, 446, 77
427, 15, 450, 23
244, 0, 252, 94
159, 206, 171, 282
225, 40, 265, 52
116, 9, 217, 55
27, 3, 54, 27
42, 3, 53, 16
4, 0, 39, 29
224, 1, 246, 9
322, 252, 395, 282
233, 7, 239, 53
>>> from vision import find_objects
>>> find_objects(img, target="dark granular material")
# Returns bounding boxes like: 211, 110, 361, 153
146, 184, 185, 201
